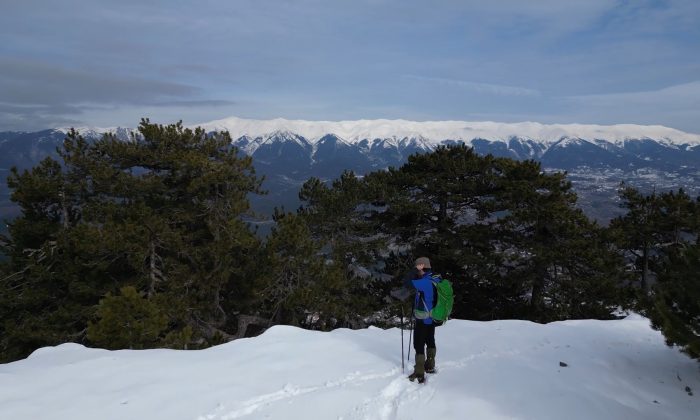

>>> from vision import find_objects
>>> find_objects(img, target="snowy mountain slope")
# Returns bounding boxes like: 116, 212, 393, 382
1, 315, 698, 420
52, 126, 137, 142
46, 116, 700, 148
199, 116, 700, 146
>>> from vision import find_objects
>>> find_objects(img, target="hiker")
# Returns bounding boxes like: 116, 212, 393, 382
403, 257, 437, 383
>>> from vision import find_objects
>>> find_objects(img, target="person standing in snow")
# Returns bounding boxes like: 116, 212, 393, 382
398, 257, 437, 383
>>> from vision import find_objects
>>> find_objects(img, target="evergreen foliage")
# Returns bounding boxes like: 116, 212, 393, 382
1, 120, 263, 361
256, 210, 369, 329
649, 244, 700, 359
611, 187, 697, 289
610, 186, 699, 360
87, 286, 168, 350
491, 161, 626, 321
299, 144, 627, 323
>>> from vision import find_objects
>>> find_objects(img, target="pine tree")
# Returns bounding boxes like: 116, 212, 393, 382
0, 150, 91, 361
611, 187, 700, 360
299, 170, 383, 266
610, 186, 696, 296
655, 189, 696, 249
256, 210, 368, 329
87, 286, 168, 350
491, 159, 625, 321
1, 120, 264, 361
609, 186, 663, 292
649, 244, 700, 359
354, 146, 505, 319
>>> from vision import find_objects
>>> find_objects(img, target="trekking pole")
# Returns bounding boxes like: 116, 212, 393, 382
400, 304, 405, 373
407, 315, 413, 364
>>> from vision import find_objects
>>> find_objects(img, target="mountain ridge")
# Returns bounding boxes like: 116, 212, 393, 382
3, 118, 700, 222
199, 116, 700, 146
43, 116, 700, 147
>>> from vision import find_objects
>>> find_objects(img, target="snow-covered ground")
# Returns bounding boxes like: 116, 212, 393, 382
1, 314, 698, 420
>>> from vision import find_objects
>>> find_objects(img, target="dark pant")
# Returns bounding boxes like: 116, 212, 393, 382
413, 320, 435, 355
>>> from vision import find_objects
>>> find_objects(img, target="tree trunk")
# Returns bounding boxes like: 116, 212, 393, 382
438, 194, 448, 233
234, 315, 271, 339
59, 188, 69, 229
531, 266, 546, 319
148, 240, 158, 298
641, 242, 649, 292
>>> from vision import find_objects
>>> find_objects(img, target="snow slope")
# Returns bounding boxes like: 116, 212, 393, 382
1, 315, 698, 420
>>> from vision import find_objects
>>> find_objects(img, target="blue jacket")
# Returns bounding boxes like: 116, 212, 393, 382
404, 270, 435, 325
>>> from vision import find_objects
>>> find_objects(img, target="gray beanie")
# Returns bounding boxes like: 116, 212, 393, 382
414, 257, 431, 269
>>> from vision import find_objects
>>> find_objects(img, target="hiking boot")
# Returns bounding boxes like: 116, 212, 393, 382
408, 373, 425, 384
408, 354, 425, 383
425, 347, 436, 373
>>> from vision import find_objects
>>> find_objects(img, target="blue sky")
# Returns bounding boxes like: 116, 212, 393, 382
1, 0, 699, 132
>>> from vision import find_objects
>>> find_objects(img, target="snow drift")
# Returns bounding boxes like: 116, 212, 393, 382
0, 315, 698, 420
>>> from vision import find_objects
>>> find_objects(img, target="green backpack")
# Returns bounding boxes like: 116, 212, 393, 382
429, 275, 454, 325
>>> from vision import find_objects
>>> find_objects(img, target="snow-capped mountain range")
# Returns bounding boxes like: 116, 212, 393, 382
43, 116, 700, 173
49, 116, 700, 156
199, 117, 700, 175
200, 116, 700, 146
2, 117, 700, 221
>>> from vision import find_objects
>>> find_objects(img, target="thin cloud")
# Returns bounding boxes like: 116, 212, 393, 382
0, 58, 231, 130
152, 100, 238, 108
0, 58, 197, 106
404, 75, 541, 97
0, 102, 85, 132
562, 81, 700, 133
568, 81, 700, 108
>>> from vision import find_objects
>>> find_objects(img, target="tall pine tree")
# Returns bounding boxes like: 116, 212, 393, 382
0, 120, 264, 361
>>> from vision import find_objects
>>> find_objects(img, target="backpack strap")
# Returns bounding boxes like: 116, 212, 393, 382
420, 295, 432, 318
